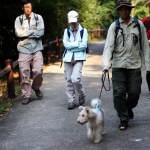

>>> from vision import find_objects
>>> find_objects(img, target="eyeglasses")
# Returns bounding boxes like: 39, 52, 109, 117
24, 6, 32, 9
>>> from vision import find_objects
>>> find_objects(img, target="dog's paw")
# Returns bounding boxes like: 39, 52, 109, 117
94, 139, 100, 143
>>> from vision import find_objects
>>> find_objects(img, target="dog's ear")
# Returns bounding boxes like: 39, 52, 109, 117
86, 107, 96, 118
85, 107, 90, 114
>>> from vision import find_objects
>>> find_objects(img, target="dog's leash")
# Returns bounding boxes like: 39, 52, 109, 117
99, 70, 111, 99
95, 69, 111, 112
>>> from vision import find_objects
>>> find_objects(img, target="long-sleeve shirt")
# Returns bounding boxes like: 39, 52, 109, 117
14, 12, 44, 54
102, 17, 150, 71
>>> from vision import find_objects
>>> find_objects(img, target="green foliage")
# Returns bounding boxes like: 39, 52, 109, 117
99, 1, 118, 28
134, 1, 150, 19
33, 0, 78, 40
0, 0, 150, 69
134, 6, 149, 19
77, 0, 118, 30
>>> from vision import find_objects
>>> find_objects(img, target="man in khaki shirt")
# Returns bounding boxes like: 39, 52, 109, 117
102, 0, 150, 130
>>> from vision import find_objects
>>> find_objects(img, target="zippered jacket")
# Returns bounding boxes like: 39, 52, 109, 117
63, 24, 88, 62
14, 12, 44, 54
102, 17, 150, 71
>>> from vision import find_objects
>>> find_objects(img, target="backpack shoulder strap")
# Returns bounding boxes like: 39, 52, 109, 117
67, 27, 70, 38
79, 27, 89, 53
115, 19, 125, 46
34, 13, 39, 26
115, 19, 120, 44
80, 27, 84, 39
134, 18, 142, 50
19, 15, 23, 26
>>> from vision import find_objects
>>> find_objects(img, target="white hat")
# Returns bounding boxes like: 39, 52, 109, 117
67, 10, 79, 23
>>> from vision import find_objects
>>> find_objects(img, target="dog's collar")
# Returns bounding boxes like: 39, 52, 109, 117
95, 103, 100, 113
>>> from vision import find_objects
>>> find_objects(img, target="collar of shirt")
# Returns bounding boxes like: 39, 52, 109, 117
72, 28, 78, 37
72, 28, 78, 32
119, 17, 134, 25
22, 12, 33, 20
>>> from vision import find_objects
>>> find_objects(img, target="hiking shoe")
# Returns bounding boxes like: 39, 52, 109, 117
119, 121, 128, 130
79, 96, 85, 106
22, 98, 30, 105
34, 89, 43, 98
68, 103, 76, 110
128, 109, 134, 120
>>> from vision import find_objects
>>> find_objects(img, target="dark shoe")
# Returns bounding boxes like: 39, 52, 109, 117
79, 96, 85, 106
34, 89, 43, 98
68, 103, 76, 110
22, 98, 30, 105
128, 109, 134, 120
119, 121, 128, 130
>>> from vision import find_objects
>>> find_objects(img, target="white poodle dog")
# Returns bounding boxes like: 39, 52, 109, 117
77, 98, 105, 143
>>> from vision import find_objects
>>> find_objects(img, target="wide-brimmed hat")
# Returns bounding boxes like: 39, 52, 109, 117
67, 10, 79, 23
115, 0, 135, 10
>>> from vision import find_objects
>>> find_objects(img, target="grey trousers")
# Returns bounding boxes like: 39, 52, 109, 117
64, 61, 85, 103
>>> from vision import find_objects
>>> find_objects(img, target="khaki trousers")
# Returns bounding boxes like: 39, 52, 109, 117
18, 51, 43, 98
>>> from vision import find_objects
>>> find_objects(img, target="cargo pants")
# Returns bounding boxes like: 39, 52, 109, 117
112, 68, 142, 121
18, 51, 43, 98
64, 61, 85, 104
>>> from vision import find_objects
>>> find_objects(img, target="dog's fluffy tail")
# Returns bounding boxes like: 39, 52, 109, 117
91, 98, 101, 109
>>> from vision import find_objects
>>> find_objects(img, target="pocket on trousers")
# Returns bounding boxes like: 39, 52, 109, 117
64, 69, 67, 80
